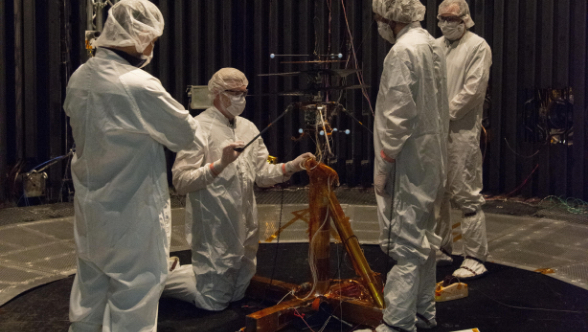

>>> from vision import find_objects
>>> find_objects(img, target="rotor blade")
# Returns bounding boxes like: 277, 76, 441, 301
257, 72, 302, 77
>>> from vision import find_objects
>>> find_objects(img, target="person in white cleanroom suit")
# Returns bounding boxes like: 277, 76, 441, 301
63, 1, 200, 331
434, 0, 492, 280
162, 68, 315, 311
368, 0, 449, 331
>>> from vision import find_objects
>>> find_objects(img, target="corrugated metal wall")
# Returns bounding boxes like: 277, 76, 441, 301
0, 0, 82, 203
1, 0, 587, 203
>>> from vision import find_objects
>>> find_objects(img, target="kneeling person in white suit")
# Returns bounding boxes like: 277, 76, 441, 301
163, 68, 315, 311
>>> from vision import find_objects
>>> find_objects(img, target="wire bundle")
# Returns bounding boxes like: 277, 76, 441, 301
539, 195, 588, 215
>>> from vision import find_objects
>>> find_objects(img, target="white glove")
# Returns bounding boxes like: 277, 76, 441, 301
374, 156, 395, 197
211, 141, 244, 175
286, 152, 316, 173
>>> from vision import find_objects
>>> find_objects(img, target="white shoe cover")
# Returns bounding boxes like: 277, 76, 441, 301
453, 258, 487, 279
436, 250, 453, 266
375, 323, 404, 332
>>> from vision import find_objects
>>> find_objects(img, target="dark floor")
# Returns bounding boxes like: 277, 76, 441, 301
1, 244, 587, 332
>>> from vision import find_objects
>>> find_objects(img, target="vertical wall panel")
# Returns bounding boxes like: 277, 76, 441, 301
221, 0, 232, 67
204, 0, 219, 79
585, 5, 588, 201
253, 0, 265, 131
173, 0, 185, 104
267, 0, 278, 154
473, 0, 486, 38
425, 0, 437, 35
157, 0, 172, 90
188, 1, 203, 88
47, 0, 64, 199
281, 0, 294, 162
297, 0, 312, 185
345, 0, 360, 185
361, 0, 374, 184
22, 0, 36, 161
518, 0, 538, 197
569, 0, 587, 199
502, 0, 519, 193
551, 0, 571, 196
536, 0, 554, 198
487, 0, 504, 193
0, 0, 7, 201
14, 0, 24, 163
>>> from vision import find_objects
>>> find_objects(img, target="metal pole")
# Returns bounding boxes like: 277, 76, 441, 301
87, 0, 93, 30
95, 0, 103, 32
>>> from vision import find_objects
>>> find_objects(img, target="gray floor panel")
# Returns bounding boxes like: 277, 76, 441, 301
554, 262, 588, 289
22, 218, 74, 241
0, 226, 61, 248
1, 203, 587, 307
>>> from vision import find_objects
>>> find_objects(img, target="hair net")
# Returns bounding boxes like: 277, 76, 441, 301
438, 0, 475, 29
208, 68, 249, 100
372, 0, 426, 24
93, 0, 164, 53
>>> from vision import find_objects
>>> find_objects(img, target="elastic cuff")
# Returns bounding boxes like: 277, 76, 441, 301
380, 150, 395, 163
416, 313, 435, 326
209, 162, 220, 177
465, 256, 485, 264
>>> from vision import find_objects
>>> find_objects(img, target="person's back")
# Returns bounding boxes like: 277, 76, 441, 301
66, 48, 196, 251
374, 23, 447, 239
64, 1, 199, 331
379, 24, 447, 156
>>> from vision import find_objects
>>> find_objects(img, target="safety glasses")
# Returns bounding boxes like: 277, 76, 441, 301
438, 16, 463, 24
223, 89, 248, 97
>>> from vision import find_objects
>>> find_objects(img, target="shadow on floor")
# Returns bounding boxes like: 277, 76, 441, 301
1, 244, 587, 332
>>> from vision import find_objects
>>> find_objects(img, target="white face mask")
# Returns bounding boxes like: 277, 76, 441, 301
377, 21, 396, 44
438, 21, 466, 41
138, 43, 154, 69
223, 93, 246, 117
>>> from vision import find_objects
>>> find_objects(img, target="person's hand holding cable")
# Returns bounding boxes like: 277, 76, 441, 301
210, 141, 245, 176
283, 152, 316, 175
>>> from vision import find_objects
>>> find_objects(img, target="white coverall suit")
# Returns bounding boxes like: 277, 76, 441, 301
435, 31, 492, 261
374, 23, 448, 332
163, 107, 291, 311
64, 48, 199, 331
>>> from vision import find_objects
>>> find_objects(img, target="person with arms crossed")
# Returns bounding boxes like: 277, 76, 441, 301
434, 0, 492, 280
